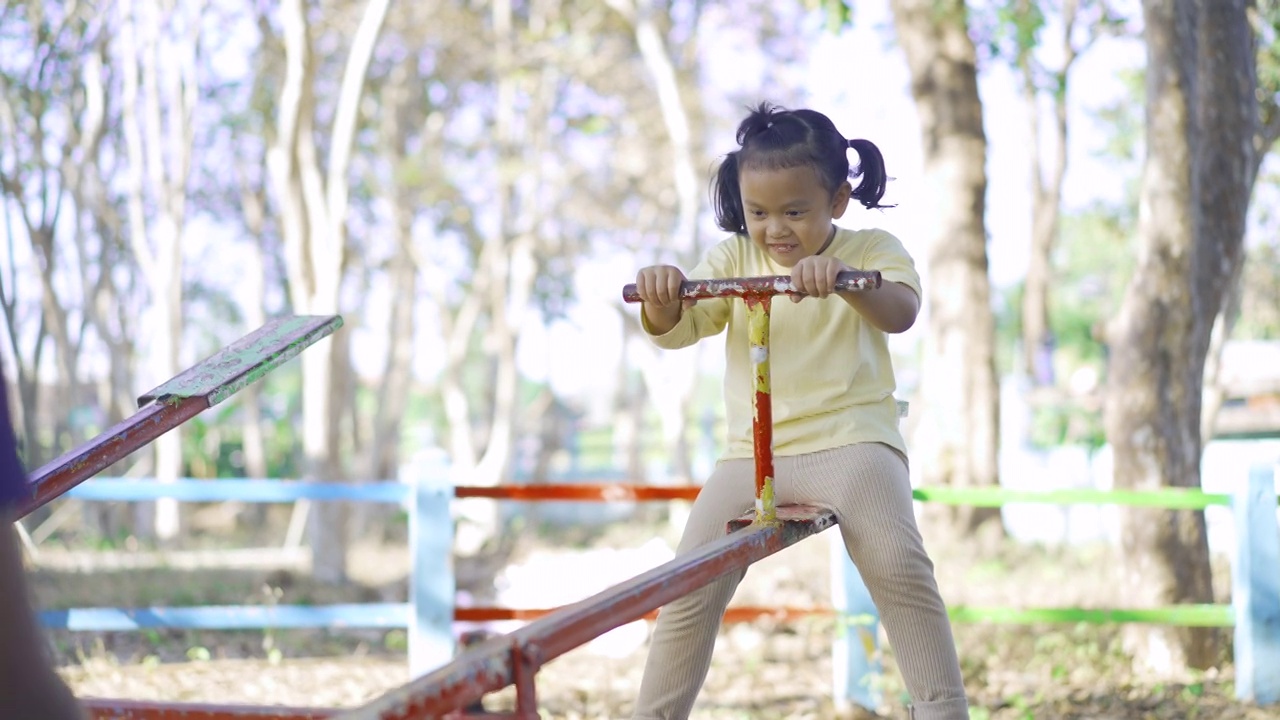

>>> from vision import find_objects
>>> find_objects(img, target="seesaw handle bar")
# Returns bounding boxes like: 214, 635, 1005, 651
621, 270, 882, 303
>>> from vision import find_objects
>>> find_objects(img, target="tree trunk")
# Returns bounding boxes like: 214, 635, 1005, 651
269, 0, 390, 583
368, 56, 420, 486
612, 315, 648, 483
237, 187, 271, 482
889, 0, 1001, 532
1103, 0, 1256, 673
1018, 0, 1078, 384
117, 0, 201, 542
1199, 265, 1243, 444
1198, 41, 1280, 445
607, 0, 704, 484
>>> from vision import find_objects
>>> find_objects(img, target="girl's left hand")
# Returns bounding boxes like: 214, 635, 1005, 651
789, 255, 852, 302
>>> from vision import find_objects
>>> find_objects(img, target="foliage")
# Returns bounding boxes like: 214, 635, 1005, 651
180, 367, 303, 479
969, 0, 1129, 76
802, 0, 854, 33
1239, 201, 1280, 339
1256, 0, 1280, 139
1090, 67, 1145, 165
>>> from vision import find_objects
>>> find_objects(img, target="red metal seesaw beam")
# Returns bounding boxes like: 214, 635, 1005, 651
454, 483, 701, 501
83, 698, 338, 720
15, 315, 342, 519
455, 604, 835, 624
332, 505, 838, 720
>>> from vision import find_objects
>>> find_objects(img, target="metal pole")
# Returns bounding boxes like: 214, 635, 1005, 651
745, 294, 776, 525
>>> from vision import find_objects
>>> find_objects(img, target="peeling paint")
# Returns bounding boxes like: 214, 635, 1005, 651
347, 275, 868, 718
745, 295, 776, 525
82, 698, 336, 719
18, 315, 342, 520
139, 316, 343, 407
334, 506, 837, 719
621, 270, 880, 303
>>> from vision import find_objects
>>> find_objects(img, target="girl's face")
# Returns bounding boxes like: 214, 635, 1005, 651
739, 165, 852, 268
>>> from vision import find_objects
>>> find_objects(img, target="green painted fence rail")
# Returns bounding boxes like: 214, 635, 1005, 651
910, 486, 1261, 509
902, 486, 1266, 631
946, 603, 1234, 627
829, 469, 1280, 708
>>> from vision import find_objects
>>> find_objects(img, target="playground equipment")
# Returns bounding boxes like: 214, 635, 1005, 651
17, 279, 1280, 717
618, 270, 883, 524
325, 271, 885, 719
16, 316, 342, 519
12, 315, 345, 720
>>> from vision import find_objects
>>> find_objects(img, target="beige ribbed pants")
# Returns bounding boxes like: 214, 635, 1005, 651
632, 442, 969, 720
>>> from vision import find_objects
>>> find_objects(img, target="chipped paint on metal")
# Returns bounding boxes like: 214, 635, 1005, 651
758, 475, 777, 526
511, 641, 541, 717
621, 270, 881, 303
82, 697, 337, 719
19, 316, 342, 520
332, 507, 837, 720
19, 399, 206, 519
745, 294, 776, 525
138, 315, 343, 407
344, 275, 866, 718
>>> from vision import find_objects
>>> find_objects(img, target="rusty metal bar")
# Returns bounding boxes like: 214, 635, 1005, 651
745, 294, 776, 524
453, 483, 701, 502
333, 505, 836, 720
511, 641, 540, 718
18, 399, 206, 519
16, 315, 342, 518
455, 604, 834, 624
620, 270, 881, 303
83, 698, 338, 719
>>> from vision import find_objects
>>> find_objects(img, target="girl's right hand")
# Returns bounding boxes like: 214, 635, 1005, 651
635, 265, 695, 331
635, 265, 696, 310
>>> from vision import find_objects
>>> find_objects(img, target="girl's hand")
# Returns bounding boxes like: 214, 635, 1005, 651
789, 255, 851, 302
635, 265, 695, 332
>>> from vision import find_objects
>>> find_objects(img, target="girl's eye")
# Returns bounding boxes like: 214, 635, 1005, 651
750, 210, 766, 218
786, 210, 802, 217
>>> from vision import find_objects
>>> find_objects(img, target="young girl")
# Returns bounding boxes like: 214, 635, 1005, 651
631, 103, 969, 720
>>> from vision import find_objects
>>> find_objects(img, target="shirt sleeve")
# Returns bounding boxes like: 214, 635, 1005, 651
860, 229, 922, 301
641, 239, 736, 349
0, 363, 30, 513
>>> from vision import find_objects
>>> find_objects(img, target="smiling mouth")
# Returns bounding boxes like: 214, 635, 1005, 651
768, 243, 798, 253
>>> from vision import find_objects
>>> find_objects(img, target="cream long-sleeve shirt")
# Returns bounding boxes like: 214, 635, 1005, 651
643, 226, 921, 460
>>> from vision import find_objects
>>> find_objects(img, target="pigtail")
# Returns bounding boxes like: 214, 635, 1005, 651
736, 101, 782, 146
847, 138, 893, 209
712, 151, 747, 233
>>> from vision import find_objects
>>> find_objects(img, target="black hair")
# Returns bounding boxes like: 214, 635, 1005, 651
711, 101, 892, 234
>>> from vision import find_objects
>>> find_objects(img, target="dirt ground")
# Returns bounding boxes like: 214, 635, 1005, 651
24, 506, 1280, 719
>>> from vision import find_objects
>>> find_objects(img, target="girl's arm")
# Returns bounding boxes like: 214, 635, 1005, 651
635, 264, 694, 336
790, 254, 920, 334
838, 281, 919, 334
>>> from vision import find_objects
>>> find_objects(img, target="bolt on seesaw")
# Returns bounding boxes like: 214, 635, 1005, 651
621, 270, 882, 525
